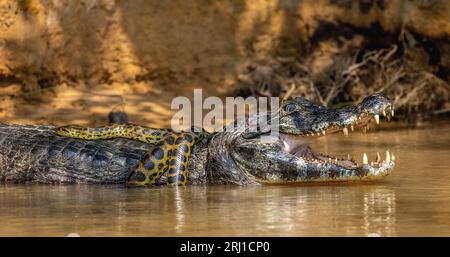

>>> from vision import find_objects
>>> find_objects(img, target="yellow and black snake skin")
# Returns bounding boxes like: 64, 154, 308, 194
56, 124, 208, 186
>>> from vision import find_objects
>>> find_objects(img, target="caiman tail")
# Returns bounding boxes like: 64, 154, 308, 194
0, 124, 148, 183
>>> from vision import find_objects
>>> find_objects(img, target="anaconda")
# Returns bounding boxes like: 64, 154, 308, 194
0, 93, 396, 186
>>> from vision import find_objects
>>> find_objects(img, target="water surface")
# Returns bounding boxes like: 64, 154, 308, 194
1, 124, 449, 236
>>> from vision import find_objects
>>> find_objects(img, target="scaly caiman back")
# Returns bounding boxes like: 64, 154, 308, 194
0, 124, 149, 183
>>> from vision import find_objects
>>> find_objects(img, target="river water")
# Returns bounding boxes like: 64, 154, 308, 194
0, 123, 449, 236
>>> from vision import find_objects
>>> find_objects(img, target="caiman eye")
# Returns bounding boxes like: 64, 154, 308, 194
284, 103, 296, 113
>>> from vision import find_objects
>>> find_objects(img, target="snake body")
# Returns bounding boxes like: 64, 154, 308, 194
56, 124, 208, 186
56, 124, 171, 144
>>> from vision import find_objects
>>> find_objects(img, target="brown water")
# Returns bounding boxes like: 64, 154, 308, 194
1, 124, 450, 236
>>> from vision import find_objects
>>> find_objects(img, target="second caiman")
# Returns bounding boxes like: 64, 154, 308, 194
0, 94, 395, 186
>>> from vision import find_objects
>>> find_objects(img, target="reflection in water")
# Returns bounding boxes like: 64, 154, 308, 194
173, 188, 185, 233
363, 187, 396, 236
0, 124, 449, 236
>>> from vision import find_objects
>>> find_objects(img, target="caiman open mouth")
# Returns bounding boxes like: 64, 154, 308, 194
279, 106, 395, 170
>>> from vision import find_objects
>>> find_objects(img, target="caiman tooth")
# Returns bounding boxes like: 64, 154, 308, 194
376, 152, 381, 162
347, 154, 351, 160
374, 114, 380, 125
386, 150, 391, 162
350, 125, 354, 131
382, 110, 387, 117
392, 153, 396, 161
363, 153, 368, 165
322, 130, 326, 136
371, 161, 374, 166
391, 109, 395, 117
343, 127, 349, 136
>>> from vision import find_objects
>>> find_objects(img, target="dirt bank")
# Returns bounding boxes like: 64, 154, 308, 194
0, 0, 449, 126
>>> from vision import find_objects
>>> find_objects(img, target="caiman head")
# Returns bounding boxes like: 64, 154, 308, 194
206, 93, 395, 184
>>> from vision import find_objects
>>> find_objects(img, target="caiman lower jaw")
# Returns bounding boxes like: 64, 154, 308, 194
310, 150, 395, 171
279, 116, 396, 171
280, 133, 396, 171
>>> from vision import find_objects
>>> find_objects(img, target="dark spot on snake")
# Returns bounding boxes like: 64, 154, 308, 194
181, 144, 189, 153
180, 165, 186, 171
184, 134, 193, 143
181, 155, 187, 162
130, 171, 146, 182
144, 160, 155, 170
177, 174, 185, 182
158, 163, 164, 169
168, 168, 176, 175
169, 159, 177, 166
175, 137, 184, 145
165, 136, 174, 145
151, 148, 164, 160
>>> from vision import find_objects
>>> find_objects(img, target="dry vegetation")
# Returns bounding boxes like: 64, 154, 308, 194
231, 43, 450, 120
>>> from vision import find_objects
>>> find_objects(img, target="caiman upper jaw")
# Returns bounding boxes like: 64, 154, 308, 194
279, 93, 394, 137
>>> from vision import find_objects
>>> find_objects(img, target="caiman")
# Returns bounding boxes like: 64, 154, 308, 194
0, 94, 395, 186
